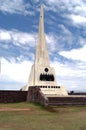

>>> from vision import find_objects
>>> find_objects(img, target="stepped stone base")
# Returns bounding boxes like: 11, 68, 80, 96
27, 86, 86, 107
40, 86, 68, 96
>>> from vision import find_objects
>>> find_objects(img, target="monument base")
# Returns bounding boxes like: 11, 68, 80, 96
27, 86, 86, 107
21, 85, 68, 96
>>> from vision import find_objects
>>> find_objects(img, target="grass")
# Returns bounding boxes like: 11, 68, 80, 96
0, 102, 86, 130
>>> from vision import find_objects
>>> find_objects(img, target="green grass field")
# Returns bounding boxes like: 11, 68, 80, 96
0, 102, 86, 130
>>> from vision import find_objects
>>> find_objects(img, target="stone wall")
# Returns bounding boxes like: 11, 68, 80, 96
48, 96, 86, 106
68, 92, 86, 95
0, 90, 27, 103
27, 86, 86, 106
27, 86, 48, 106
0, 89, 86, 106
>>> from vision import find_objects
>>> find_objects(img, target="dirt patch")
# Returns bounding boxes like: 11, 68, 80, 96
0, 107, 31, 112
0, 124, 14, 128
77, 111, 86, 117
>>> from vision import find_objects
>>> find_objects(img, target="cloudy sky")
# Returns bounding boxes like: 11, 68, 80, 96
0, 0, 86, 92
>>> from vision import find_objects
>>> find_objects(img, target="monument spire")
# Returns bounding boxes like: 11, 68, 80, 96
21, 5, 68, 97
38, 4, 44, 40
35, 5, 50, 66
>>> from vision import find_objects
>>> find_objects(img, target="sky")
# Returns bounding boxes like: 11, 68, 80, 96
0, 0, 86, 92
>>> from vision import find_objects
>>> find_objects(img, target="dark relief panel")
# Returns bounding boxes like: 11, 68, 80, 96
40, 73, 54, 81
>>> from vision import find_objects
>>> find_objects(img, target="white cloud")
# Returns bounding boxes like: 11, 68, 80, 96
51, 61, 86, 77
46, 34, 57, 52
0, 29, 60, 56
1, 58, 32, 83
0, 30, 11, 41
47, 0, 86, 13
0, 29, 36, 47
51, 60, 86, 91
0, 29, 38, 62
10, 30, 36, 47
78, 37, 86, 46
46, 25, 73, 52
0, 29, 86, 61
59, 45, 86, 62
58, 24, 73, 45
70, 15, 86, 24
0, 0, 33, 15
46, 0, 86, 24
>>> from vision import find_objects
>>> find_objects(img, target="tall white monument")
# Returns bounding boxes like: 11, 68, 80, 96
22, 5, 68, 96
29, 5, 57, 87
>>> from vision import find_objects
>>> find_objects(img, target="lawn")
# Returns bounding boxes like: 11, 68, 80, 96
0, 102, 86, 130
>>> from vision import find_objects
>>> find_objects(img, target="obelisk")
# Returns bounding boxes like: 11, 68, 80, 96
27, 5, 57, 87
21, 5, 68, 96
35, 5, 50, 67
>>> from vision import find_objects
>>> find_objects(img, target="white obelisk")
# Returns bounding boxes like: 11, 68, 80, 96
21, 5, 68, 96
27, 5, 57, 87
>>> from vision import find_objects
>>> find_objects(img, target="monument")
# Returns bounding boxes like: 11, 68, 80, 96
21, 5, 68, 96
1, 5, 86, 106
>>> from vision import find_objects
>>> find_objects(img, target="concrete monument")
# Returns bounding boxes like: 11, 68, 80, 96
21, 5, 68, 96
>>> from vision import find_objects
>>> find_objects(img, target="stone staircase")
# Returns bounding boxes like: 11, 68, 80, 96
27, 86, 86, 107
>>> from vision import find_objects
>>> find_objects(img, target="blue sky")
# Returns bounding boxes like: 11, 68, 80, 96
0, 0, 86, 91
